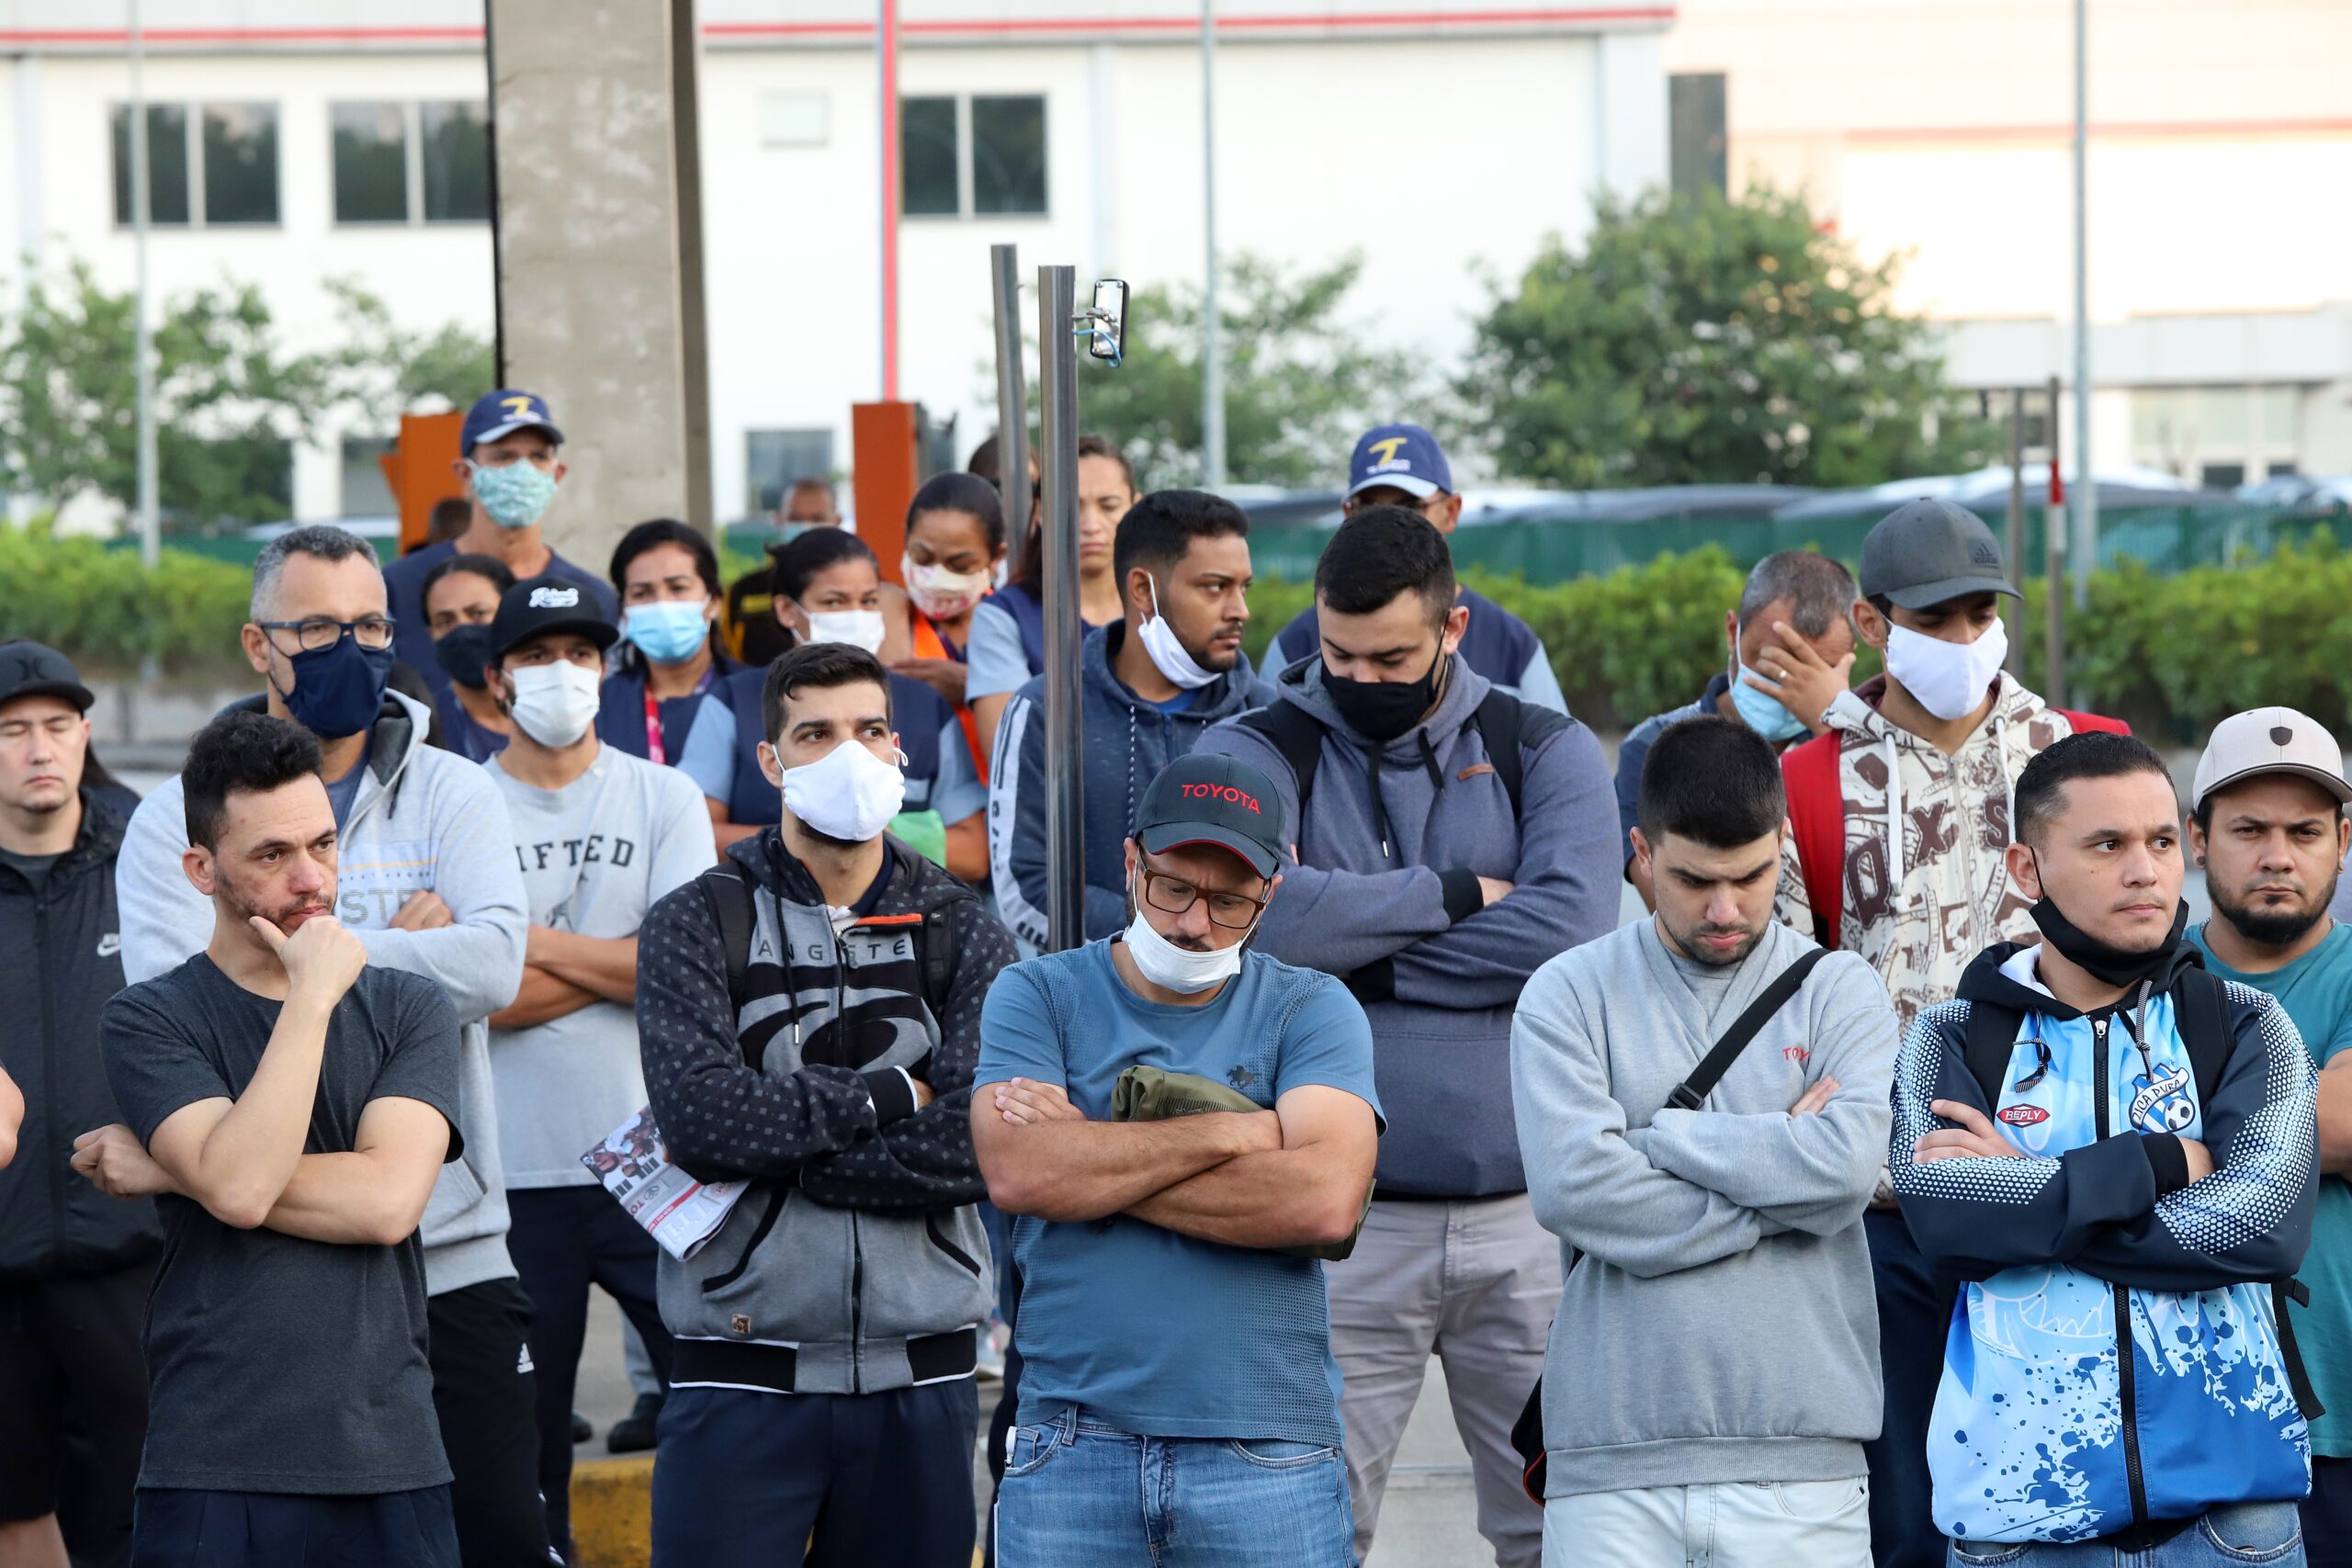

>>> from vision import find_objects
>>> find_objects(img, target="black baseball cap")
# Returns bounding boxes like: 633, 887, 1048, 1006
488, 578, 619, 661
1136, 754, 1286, 880
1859, 497, 2021, 610
0, 641, 95, 712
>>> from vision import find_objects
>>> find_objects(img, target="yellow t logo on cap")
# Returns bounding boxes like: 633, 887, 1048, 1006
1367, 436, 1408, 466
502, 394, 535, 418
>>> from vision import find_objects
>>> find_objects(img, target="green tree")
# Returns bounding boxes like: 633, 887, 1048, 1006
1070, 253, 1420, 488
318, 278, 495, 421
0, 258, 329, 529
1462, 185, 1995, 489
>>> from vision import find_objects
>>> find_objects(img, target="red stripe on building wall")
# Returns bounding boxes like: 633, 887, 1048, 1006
0, 8, 1675, 49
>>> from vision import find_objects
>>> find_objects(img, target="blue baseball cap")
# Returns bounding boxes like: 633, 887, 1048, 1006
461, 389, 565, 454
1347, 423, 1451, 501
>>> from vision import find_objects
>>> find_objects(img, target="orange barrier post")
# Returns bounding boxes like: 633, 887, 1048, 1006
853, 400, 921, 584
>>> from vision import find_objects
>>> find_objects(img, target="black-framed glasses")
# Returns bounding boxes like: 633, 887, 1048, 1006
1137, 859, 1269, 930
256, 615, 398, 654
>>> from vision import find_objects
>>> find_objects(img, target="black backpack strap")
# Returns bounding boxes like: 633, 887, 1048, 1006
2276, 1279, 2327, 1419
698, 863, 758, 1022
1962, 1000, 2029, 1108
1512, 1376, 1547, 1505
1470, 688, 1567, 819
1666, 948, 1831, 1111
922, 891, 963, 1022
2173, 964, 2234, 1108
1238, 703, 1325, 817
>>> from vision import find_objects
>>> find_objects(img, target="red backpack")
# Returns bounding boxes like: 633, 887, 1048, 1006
1781, 709, 2131, 952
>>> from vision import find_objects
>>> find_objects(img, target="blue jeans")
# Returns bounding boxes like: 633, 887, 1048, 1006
1950, 1502, 2304, 1566
994, 1409, 1356, 1568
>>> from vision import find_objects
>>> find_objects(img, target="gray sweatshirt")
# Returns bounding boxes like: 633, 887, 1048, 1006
1510, 917, 1895, 1497
118, 690, 528, 1295
1193, 655, 1619, 1195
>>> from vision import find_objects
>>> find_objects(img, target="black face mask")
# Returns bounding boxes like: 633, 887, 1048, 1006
1323, 649, 1443, 744
434, 624, 496, 692
2030, 886, 2188, 991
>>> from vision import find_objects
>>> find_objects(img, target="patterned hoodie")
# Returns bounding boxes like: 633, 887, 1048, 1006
1776, 673, 2099, 1028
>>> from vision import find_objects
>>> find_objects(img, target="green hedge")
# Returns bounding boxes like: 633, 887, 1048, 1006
1246, 533, 2352, 738
2, 527, 254, 675
14, 522, 2350, 738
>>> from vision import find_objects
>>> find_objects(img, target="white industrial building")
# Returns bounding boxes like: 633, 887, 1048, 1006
1665, 0, 2352, 486
0, 0, 1669, 526
5, 0, 2347, 532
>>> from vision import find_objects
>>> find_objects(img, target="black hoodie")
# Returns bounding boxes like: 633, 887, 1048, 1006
0, 791, 161, 1281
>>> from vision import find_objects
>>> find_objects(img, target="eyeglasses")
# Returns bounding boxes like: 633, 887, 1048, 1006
1137, 859, 1269, 930
257, 616, 398, 655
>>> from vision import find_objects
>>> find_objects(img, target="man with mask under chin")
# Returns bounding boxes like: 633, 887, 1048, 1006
1772, 497, 2130, 1568
633, 640, 1018, 1568
989, 488, 1275, 948
1893, 730, 2319, 1564
2185, 707, 2352, 1565
114, 525, 548, 1567
1193, 507, 1619, 1568
384, 388, 620, 696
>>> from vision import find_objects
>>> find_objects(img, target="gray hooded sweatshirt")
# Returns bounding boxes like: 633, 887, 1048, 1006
1193, 655, 1619, 1196
117, 689, 528, 1295
1510, 917, 1895, 1496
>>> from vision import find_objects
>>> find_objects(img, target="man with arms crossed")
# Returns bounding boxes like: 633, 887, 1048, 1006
478, 581, 710, 1559
1512, 716, 1894, 1565
1894, 732, 2317, 1563
75, 712, 465, 1567
116, 525, 540, 1565
975, 755, 1382, 1567
2185, 707, 2352, 1565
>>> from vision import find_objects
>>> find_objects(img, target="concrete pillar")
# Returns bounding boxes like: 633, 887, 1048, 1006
486, 0, 713, 569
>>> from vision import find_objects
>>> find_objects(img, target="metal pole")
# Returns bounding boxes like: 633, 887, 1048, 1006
877, 0, 901, 400
129, 0, 158, 570
1198, 0, 1226, 489
989, 244, 1034, 582
2005, 389, 2025, 676
1036, 265, 1086, 952
2045, 374, 2066, 709
2069, 0, 2094, 610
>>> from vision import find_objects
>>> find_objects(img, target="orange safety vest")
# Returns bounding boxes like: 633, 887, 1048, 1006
910, 612, 989, 786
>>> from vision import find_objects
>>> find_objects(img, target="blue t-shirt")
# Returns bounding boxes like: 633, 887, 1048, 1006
322, 736, 370, 828
2188, 919, 2352, 1456
974, 940, 1380, 1446
1140, 687, 1198, 716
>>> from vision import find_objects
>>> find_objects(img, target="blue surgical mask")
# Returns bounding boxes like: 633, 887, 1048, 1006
1728, 633, 1808, 744
469, 458, 559, 532
279, 633, 394, 740
626, 602, 710, 665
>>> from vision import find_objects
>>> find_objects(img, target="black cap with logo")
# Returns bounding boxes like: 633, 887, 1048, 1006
1135, 754, 1286, 880
0, 641, 95, 712
1860, 497, 2022, 610
488, 578, 620, 661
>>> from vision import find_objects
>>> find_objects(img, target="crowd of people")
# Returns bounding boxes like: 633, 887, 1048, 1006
0, 384, 2346, 1568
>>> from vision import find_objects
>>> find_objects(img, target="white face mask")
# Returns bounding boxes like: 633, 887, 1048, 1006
902, 555, 991, 622
1122, 899, 1249, 994
1883, 616, 2008, 722
1136, 576, 1220, 691
505, 661, 602, 748
797, 605, 888, 656
777, 736, 907, 843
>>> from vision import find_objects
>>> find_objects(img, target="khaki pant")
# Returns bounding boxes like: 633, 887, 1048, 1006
1328, 1194, 1561, 1568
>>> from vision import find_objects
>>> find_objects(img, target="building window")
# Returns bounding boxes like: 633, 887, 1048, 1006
1669, 73, 1727, 201
745, 429, 836, 518
107, 103, 196, 226
333, 103, 408, 223
899, 94, 1046, 218
760, 92, 830, 148
341, 436, 399, 518
330, 101, 490, 226
422, 101, 491, 221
